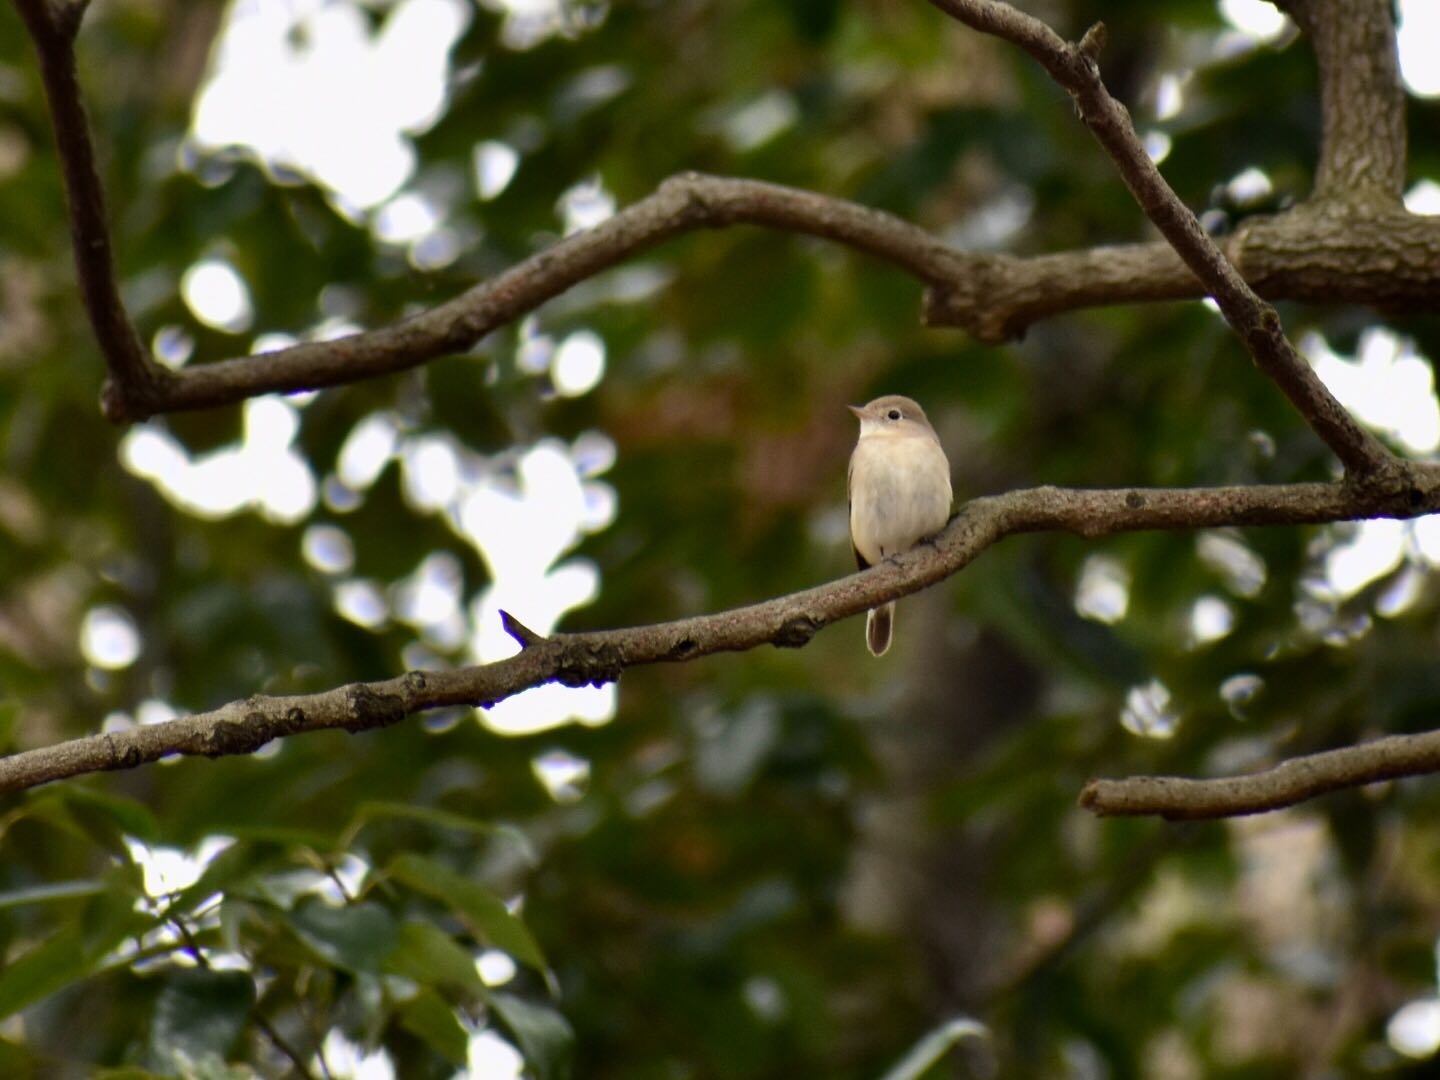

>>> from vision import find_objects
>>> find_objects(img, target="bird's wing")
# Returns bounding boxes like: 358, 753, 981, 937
848, 453, 869, 570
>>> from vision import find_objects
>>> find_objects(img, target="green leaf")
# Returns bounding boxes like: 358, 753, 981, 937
0, 879, 107, 910
81, 875, 154, 954
399, 988, 470, 1066
385, 854, 547, 974
222, 824, 338, 851
0, 890, 151, 1020
0, 1038, 44, 1077
146, 969, 255, 1069
7, 796, 89, 846
23, 787, 160, 859
345, 801, 535, 862
878, 1017, 989, 1080
100, 1061, 252, 1080
170, 838, 293, 916
386, 921, 485, 995
286, 899, 399, 974
489, 992, 573, 1080
347, 800, 495, 836
0, 928, 86, 1020
57, 787, 161, 844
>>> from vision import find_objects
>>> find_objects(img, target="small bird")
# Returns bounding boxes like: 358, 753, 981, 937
848, 395, 953, 656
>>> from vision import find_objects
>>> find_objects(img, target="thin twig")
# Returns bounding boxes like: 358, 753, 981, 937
1081, 729, 1440, 820
924, 0, 1397, 481
322, 864, 354, 905
3, 472, 1439, 796
167, 913, 318, 1080
256, 1011, 319, 1080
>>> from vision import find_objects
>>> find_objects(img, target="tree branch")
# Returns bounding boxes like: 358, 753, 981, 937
77, 172, 1440, 415
1276, 0, 1407, 203
1080, 728, 1440, 821
924, 0, 1395, 481
12, 0, 172, 419
14, 0, 1439, 817
923, 207, 1440, 342
146, 173, 966, 416
5, 471, 1440, 795
15, 0, 1440, 424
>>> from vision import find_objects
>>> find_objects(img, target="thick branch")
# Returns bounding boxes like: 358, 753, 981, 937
5, 469, 1440, 795
17, 0, 1440, 421
1081, 728, 1440, 820
925, 206, 1440, 341
13, 0, 171, 418
925, 0, 1395, 480
81, 171, 1440, 412
1277, 0, 1407, 203
150, 173, 966, 415
74, 172, 1440, 410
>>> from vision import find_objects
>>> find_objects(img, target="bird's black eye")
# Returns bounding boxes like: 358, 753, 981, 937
887, 409, 901, 421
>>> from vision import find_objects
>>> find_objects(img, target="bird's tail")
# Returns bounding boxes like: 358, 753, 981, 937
866, 602, 894, 657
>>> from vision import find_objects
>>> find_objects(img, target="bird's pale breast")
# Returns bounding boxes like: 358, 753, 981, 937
849, 432, 952, 565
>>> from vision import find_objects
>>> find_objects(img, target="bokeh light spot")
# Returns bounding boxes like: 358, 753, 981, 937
552, 330, 605, 396
531, 748, 590, 803
189, 0, 472, 211
1189, 595, 1235, 646
1397, 0, 1440, 97
474, 140, 520, 200
1389, 998, 1440, 1059
334, 580, 388, 629
80, 605, 141, 670
302, 524, 356, 575
1121, 679, 1178, 739
1075, 554, 1130, 624
1219, 0, 1289, 41
477, 949, 517, 987
181, 259, 254, 333
1405, 180, 1440, 216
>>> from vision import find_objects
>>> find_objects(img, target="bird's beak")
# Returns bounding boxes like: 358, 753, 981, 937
847, 404, 866, 419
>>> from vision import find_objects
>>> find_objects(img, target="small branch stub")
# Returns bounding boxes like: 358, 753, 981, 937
1078, 21, 1107, 63
500, 610, 546, 649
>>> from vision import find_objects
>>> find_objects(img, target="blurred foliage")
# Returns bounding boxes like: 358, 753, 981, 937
1, 0, 1440, 1077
